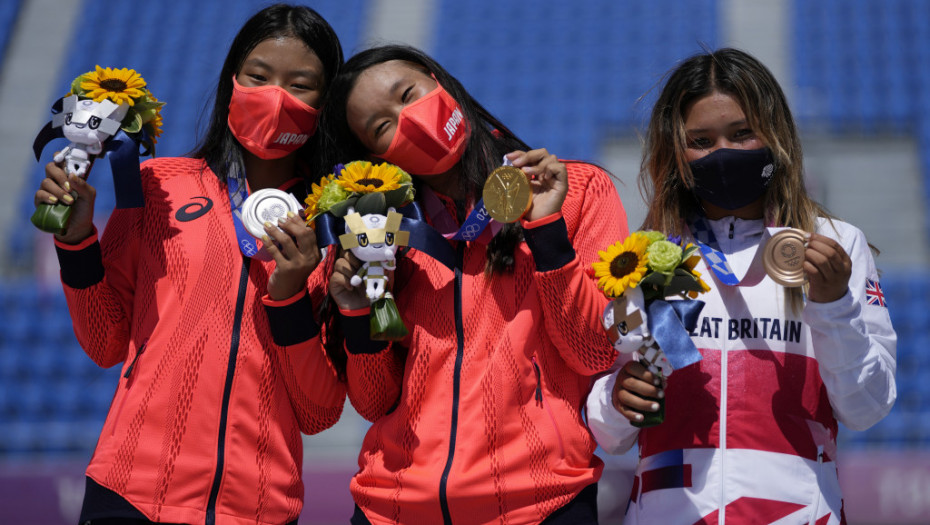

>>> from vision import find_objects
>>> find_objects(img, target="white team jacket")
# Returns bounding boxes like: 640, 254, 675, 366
586, 216, 896, 525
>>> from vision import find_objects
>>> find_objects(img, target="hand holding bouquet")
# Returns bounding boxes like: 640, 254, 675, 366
592, 231, 710, 426
307, 161, 415, 341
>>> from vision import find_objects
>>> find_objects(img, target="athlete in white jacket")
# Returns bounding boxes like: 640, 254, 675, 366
587, 216, 896, 524
586, 48, 896, 524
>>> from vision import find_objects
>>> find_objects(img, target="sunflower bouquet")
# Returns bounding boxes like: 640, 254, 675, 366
32, 66, 164, 233
309, 161, 415, 341
592, 231, 710, 427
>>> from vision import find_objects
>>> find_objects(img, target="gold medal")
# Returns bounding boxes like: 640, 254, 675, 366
482, 165, 532, 223
763, 228, 808, 287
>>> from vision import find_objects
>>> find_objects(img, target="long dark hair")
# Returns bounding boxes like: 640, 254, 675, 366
192, 3, 343, 182
322, 45, 531, 275
640, 47, 830, 235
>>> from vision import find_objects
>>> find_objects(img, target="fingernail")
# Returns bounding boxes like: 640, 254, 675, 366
286, 211, 296, 218
653, 378, 661, 386
62, 194, 74, 204
48, 196, 58, 204
657, 389, 665, 399
261, 235, 271, 244
634, 413, 644, 421
264, 221, 273, 229
278, 217, 288, 225
63, 181, 71, 192
650, 402, 660, 412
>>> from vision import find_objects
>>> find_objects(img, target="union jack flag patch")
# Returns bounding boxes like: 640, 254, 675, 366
865, 279, 886, 307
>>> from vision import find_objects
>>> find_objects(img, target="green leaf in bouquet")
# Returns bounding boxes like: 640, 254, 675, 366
122, 112, 143, 134
70, 74, 88, 96
383, 185, 414, 209
355, 192, 387, 216
327, 197, 358, 218
639, 271, 667, 287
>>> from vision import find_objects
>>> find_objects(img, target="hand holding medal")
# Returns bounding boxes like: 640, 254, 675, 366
762, 228, 809, 287
482, 149, 567, 223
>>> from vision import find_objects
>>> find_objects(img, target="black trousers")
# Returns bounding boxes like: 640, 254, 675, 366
350, 483, 598, 524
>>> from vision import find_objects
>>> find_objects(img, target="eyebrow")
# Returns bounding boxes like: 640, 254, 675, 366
241, 57, 321, 81
686, 119, 750, 133
363, 78, 407, 133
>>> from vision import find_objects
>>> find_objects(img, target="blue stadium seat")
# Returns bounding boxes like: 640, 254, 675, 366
434, 0, 719, 161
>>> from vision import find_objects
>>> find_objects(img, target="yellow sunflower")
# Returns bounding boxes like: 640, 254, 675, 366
591, 233, 650, 297
80, 66, 147, 106
338, 161, 403, 193
687, 269, 712, 299
682, 253, 701, 272
303, 173, 336, 224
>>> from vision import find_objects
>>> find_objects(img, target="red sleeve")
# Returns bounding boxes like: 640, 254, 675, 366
341, 310, 405, 422
263, 253, 347, 434
529, 163, 627, 375
56, 206, 142, 369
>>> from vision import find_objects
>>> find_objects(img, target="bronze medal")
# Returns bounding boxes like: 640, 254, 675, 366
763, 228, 808, 287
482, 165, 532, 223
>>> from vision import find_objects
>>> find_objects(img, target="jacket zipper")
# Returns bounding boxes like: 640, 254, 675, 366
111, 340, 148, 436
123, 340, 148, 380
532, 357, 565, 457
205, 258, 251, 525
438, 243, 465, 525
808, 446, 825, 522
717, 228, 730, 525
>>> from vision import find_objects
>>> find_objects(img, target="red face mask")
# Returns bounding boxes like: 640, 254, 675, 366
377, 83, 469, 175
227, 76, 320, 159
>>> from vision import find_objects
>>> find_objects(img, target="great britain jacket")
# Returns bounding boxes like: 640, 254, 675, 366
586, 216, 896, 525
54, 157, 345, 525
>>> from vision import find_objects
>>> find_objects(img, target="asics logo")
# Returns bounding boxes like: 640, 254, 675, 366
175, 196, 213, 222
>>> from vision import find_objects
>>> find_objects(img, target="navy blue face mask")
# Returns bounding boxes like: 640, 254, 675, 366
688, 147, 775, 210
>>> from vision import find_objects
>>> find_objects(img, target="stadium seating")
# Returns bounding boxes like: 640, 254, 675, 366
2, 0, 927, 461
432, 0, 719, 162
2, 0, 366, 458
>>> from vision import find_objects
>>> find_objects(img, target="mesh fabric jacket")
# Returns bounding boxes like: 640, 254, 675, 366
343, 162, 628, 524
55, 157, 345, 525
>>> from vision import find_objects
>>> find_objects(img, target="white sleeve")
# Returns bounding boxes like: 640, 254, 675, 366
803, 221, 897, 431
585, 368, 641, 454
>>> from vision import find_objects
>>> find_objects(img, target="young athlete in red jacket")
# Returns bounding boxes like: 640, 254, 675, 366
34, 5, 346, 524
270, 45, 630, 524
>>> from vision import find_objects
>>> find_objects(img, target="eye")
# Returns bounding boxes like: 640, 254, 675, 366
401, 85, 414, 104
64, 113, 72, 125
88, 116, 101, 130
688, 137, 711, 149
385, 232, 395, 246
374, 120, 391, 138
733, 128, 755, 141
357, 233, 369, 247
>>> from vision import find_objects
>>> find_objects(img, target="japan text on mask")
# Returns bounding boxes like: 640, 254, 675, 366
227, 76, 319, 160
377, 82, 470, 176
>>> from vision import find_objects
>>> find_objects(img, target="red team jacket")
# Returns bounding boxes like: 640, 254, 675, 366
55, 157, 345, 525
336, 162, 628, 524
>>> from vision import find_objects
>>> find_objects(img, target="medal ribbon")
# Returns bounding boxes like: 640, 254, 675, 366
688, 216, 789, 287
314, 201, 457, 270
227, 164, 273, 261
